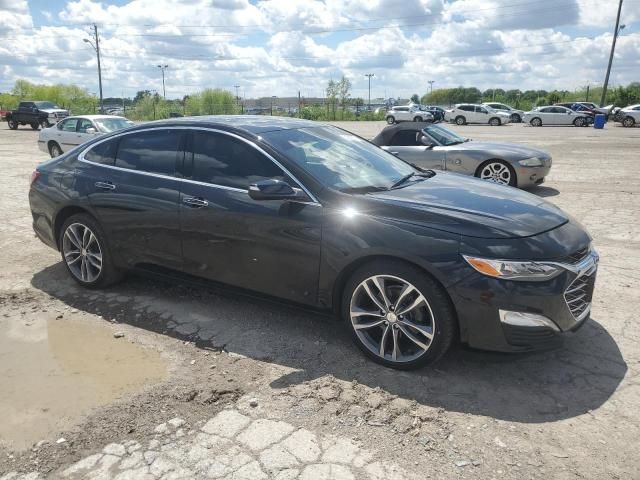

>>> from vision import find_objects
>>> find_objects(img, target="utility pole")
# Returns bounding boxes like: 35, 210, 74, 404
428, 80, 435, 96
600, 0, 625, 107
234, 85, 240, 106
84, 24, 103, 113
157, 65, 168, 99
365, 73, 374, 109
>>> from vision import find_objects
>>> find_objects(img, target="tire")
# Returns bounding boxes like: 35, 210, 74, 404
30, 122, 40, 130
622, 116, 635, 127
413, 116, 423, 122
476, 159, 517, 187
7, 119, 18, 130
455, 116, 466, 125
59, 213, 123, 288
386, 116, 395, 125
342, 260, 456, 370
40, 119, 50, 129
530, 117, 542, 127
573, 117, 585, 127
49, 142, 63, 158
511, 114, 522, 123
489, 117, 501, 126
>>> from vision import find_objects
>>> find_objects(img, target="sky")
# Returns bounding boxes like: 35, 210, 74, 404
0, 0, 638, 100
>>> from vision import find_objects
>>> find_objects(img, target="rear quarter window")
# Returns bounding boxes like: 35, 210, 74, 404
84, 138, 118, 166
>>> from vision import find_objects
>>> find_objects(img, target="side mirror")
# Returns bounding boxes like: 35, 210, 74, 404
248, 179, 307, 201
85, 127, 97, 134
420, 136, 435, 148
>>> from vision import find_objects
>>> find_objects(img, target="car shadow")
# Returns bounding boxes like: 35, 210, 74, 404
528, 185, 560, 197
31, 263, 626, 424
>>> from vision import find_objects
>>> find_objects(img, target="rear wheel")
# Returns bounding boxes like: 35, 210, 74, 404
59, 214, 123, 288
49, 142, 63, 158
530, 117, 542, 127
40, 119, 50, 129
455, 116, 466, 125
477, 160, 516, 187
622, 116, 635, 127
573, 117, 586, 127
7, 119, 18, 130
386, 116, 395, 125
489, 117, 501, 126
343, 260, 456, 369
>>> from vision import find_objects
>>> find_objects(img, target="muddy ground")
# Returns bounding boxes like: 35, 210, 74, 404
0, 122, 638, 479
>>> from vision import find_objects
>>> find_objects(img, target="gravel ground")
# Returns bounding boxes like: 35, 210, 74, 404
0, 121, 639, 479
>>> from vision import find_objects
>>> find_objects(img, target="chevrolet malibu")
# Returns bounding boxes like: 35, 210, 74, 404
28, 116, 598, 369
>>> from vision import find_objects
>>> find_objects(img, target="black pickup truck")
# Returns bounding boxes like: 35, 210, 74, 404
6, 101, 69, 130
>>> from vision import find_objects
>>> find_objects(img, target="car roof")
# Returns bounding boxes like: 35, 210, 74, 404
370, 122, 431, 146
135, 115, 323, 135
65, 115, 128, 120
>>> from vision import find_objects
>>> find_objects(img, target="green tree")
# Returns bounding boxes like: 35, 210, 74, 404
410, 93, 420, 103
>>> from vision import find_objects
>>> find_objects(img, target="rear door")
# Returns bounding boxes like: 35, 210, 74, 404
178, 129, 322, 305
76, 128, 184, 271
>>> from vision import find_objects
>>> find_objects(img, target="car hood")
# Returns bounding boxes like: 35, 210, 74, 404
39, 108, 68, 114
445, 141, 550, 159
358, 172, 567, 239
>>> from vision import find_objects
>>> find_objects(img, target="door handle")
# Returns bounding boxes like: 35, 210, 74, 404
95, 181, 116, 190
183, 196, 208, 208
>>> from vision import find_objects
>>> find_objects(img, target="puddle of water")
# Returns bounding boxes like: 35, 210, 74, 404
0, 314, 168, 450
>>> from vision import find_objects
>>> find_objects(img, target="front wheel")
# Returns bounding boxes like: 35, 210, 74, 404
573, 117, 586, 127
343, 261, 456, 369
455, 116, 466, 125
7, 119, 18, 130
477, 160, 517, 187
489, 117, 501, 126
413, 116, 423, 122
386, 116, 395, 125
530, 117, 542, 127
59, 214, 123, 288
622, 116, 635, 127
31, 122, 40, 130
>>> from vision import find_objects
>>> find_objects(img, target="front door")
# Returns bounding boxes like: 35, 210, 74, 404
178, 129, 322, 305
382, 129, 445, 170
76, 128, 185, 271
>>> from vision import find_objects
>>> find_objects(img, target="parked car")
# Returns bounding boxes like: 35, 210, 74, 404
371, 122, 551, 188
6, 101, 69, 130
483, 102, 525, 123
554, 102, 595, 124
385, 105, 433, 124
444, 104, 511, 126
38, 115, 133, 157
615, 104, 640, 127
0, 109, 10, 120
29, 116, 597, 369
419, 105, 445, 122
524, 106, 590, 127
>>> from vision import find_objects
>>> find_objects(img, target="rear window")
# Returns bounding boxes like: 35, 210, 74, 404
84, 138, 118, 166
115, 130, 181, 176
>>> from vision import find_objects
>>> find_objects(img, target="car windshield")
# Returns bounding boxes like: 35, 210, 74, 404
34, 101, 60, 109
94, 117, 134, 132
422, 124, 466, 146
261, 126, 415, 193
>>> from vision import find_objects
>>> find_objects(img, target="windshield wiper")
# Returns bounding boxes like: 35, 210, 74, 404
341, 185, 389, 194
390, 172, 416, 189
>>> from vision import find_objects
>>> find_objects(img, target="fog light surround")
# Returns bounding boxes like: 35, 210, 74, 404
499, 310, 560, 332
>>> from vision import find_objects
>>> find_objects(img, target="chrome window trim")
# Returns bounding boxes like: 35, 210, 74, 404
77, 125, 321, 206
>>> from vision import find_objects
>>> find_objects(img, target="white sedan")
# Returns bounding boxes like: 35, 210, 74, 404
523, 106, 590, 127
38, 115, 134, 157
617, 104, 640, 127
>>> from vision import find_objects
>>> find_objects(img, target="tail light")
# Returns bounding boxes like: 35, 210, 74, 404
30, 170, 41, 186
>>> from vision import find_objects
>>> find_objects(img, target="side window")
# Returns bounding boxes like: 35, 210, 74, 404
116, 129, 181, 176
476, 106, 488, 113
390, 130, 419, 146
188, 131, 289, 190
540, 108, 552, 113
61, 119, 79, 132
459, 105, 473, 112
84, 138, 118, 166
77, 119, 94, 133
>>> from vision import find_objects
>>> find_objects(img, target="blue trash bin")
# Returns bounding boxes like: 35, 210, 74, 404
594, 114, 606, 129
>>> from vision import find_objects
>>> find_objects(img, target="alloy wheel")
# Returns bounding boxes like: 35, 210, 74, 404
50, 143, 62, 157
455, 116, 465, 125
480, 162, 512, 185
623, 117, 635, 127
349, 275, 436, 363
531, 118, 542, 127
62, 223, 103, 283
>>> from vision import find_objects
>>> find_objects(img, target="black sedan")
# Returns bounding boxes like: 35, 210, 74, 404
29, 116, 598, 369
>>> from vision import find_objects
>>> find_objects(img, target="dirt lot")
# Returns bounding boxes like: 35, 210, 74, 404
0, 121, 639, 479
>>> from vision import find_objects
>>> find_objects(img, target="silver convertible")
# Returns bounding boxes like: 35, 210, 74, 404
371, 123, 552, 188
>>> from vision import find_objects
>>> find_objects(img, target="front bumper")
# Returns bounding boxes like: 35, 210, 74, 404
448, 249, 598, 352
514, 163, 551, 188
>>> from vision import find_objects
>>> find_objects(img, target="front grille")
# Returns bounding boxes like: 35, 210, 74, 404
559, 247, 590, 265
564, 270, 596, 321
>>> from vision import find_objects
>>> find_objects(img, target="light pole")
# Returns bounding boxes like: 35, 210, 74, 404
365, 73, 374, 110
428, 80, 435, 96
270, 96, 277, 116
83, 24, 103, 113
234, 85, 240, 106
157, 65, 168, 99
600, 0, 625, 106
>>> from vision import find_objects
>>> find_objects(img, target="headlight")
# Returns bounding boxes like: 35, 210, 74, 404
518, 157, 543, 167
463, 255, 562, 281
